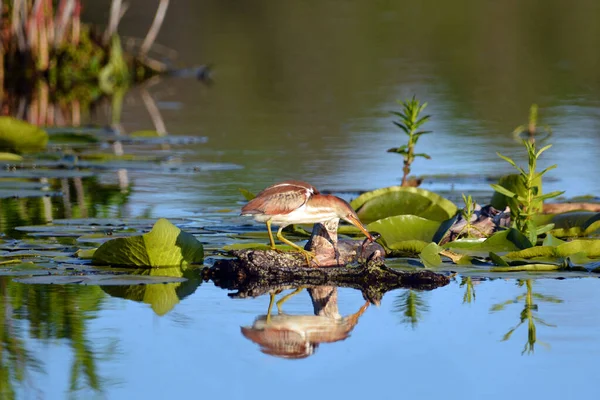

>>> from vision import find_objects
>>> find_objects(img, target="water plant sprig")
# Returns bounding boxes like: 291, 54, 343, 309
388, 96, 432, 186
490, 139, 564, 244
457, 194, 487, 238
513, 104, 552, 141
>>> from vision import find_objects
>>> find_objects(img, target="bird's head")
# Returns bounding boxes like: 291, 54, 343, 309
332, 197, 375, 242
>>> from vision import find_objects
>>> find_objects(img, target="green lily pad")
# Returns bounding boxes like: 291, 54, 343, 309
129, 130, 162, 137
506, 239, 600, 259
419, 243, 443, 268
367, 215, 442, 245
387, 240, 432, 256
542, 234, 566, 247
0, 117, 48, 153
0, 152, 23, 161
239, 188, 256, 201
48, 132, 99, 144
92, 218, 204, 267
533, 212, 600, 238
350, 186, 457, 223
445, 228, 532, 256
222, 243, 297, 252
14, 274, 187, 286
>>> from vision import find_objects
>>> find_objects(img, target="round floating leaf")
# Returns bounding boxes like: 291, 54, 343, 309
48, 132, 99, 144
14, 274, 187, 286
0, 117, 48, 153
0, 152, 23, 161
367, 215, 441, 246
387, 240, 432, 257
222, 243, 295, 252
506, 239, 600, 259
445, 228, 532, 256
92, 218, 204, 267
542, 234, 566, 247
534, 211, 600, 238
129, 130, 162, 137
419, 243, 443, 268
351, 186, 457, 223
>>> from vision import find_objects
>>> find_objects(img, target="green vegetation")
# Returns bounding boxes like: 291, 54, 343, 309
92, 218, 204, 267
387, 97, 432, 187
491, 138, 564, 244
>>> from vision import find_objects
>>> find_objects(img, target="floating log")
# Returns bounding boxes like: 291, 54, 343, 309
207, 219, 450, 304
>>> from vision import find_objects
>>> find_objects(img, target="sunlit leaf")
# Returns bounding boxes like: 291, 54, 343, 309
367, 215, 442, 245
239, 188, 256, 201
92, 218, 204, 267
351, 186, 457, 224
445, 228, 532, 256
0, 117, 48, 153
419, 242, 442, 268
0, 152, 23, 161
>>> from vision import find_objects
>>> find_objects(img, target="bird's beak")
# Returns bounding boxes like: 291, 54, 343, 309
346, 215, 375, 242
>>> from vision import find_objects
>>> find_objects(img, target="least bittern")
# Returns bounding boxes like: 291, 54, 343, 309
241, 180, 374, 264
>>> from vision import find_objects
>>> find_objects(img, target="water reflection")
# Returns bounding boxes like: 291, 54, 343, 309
101, 267, 203, 316
0, 277, 110, 397
460, 276, 477, 304
241, 286, 370, 359
490, 279, 562, 355
394, 289, 429, 328
0, 176, 132, 238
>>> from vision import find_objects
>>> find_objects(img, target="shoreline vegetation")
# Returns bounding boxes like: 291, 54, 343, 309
1, 0, 174, 125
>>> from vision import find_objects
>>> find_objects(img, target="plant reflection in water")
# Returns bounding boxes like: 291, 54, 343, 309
491, 279, 562, 355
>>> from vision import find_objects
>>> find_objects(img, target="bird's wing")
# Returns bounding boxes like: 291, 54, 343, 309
242, 182, 316, 215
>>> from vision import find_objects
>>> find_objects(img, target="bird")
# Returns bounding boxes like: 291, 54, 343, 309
241, 180, 374, 263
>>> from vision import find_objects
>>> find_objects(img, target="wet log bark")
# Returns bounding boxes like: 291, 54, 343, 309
208, 219, 450, 303
207, 248, 450, 304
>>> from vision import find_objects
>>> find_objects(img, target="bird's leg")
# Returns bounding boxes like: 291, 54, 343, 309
266, 292, 276, 323
276, 287, 304, 314
265, 219, 277, 250
276, 226, 316, 266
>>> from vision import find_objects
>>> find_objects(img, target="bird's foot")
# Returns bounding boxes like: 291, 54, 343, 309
298, 249, 318, 267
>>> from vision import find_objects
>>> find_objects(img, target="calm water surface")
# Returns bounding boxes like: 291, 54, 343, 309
3, 1, 600, 398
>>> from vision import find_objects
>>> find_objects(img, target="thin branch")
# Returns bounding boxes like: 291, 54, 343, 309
139, 0, 169, 57
104, 0, 122, 44
55, 0, 75, 47
12, 0, 27, 51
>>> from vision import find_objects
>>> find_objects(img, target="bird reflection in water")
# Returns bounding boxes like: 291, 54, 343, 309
241, 286, 370, 359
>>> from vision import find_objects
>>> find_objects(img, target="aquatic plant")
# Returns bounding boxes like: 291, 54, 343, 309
387, 96, 432, 186
490, 138, 564, 244
513, 104, 551, 141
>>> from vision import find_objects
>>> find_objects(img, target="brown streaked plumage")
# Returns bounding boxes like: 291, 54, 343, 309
241, 180, 374, 262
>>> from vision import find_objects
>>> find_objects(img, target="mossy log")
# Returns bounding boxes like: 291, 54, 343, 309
207, 219, 450, 304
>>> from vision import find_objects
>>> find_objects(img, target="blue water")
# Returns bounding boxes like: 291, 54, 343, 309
4, 278, 598, 400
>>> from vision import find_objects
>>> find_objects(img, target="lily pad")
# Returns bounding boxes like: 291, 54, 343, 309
445, 228, 532, 256
387, 240, 432, 256
367, 215, 442, 245
419, 243, 443, 268
533, 212, 600, 238
0, 152, 23, 161
14, 274, 187, 286
92, 218, 204, 267
0, 117, 48, 153
222, 243, 296, 252
350, 186, 457, 223
506, 239, 600, 259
